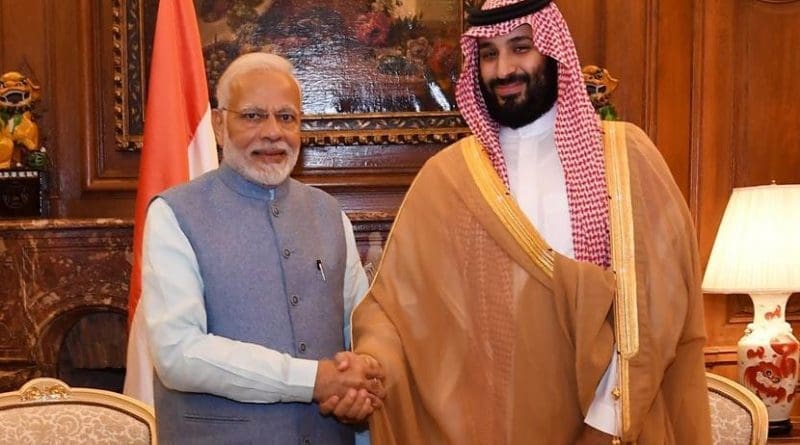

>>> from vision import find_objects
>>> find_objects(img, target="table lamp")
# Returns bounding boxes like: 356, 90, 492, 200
702, 183, 800, 435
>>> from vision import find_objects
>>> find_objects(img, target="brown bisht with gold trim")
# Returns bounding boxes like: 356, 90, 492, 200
352, 122, 711, 444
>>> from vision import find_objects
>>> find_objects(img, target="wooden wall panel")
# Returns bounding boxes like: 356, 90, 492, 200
694, 0, 800, 394
0, 1, 138, 217
558, 0, 694, 198
653, 0, 694, 199
693, 0, 735, 262
1, 1, 56, 213
600, 0, 651, 128
695, 0, 800, 261
0, 0, 51, 188
0, 2, 3, 60
49, 0, 107, 216
88, 0, 140, 192
734, 1, 800, 187
55, 0, 147, 217
0, 1, 46, 75
554, 1, 603, 66
557, 0, 650, 128
602, 0, 696, 201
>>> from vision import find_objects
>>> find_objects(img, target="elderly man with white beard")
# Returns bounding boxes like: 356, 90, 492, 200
140, 52, 385, 445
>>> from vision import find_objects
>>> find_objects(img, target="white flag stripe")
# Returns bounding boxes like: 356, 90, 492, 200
188, 106, 219, 179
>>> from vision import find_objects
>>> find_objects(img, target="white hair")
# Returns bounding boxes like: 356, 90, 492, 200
215, 52, 302, 108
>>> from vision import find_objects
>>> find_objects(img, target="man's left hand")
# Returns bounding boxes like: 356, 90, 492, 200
316, 352, 385, 423
318, 387, 376, 424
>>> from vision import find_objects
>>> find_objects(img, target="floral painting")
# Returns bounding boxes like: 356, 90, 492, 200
195, 0, 464, 114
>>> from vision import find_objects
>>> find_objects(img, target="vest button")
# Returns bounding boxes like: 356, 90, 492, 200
290, 295, 299, 306
271, 205, 280, 217
298, 342, 307, 353
282, 248, 291, 258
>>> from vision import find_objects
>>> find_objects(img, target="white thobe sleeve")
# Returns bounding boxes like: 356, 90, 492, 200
341, 211, 370, 349
584, 349, 620, 435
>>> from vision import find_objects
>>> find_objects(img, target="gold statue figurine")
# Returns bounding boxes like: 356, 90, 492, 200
0, 71, 41, 169
582, 65, 619, 121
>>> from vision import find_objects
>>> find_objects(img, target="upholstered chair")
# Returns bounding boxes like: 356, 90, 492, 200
707, 372, 768, 445
0, 377, 156, 444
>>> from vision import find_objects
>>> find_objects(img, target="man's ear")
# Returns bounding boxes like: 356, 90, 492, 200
211, 109, 225, 145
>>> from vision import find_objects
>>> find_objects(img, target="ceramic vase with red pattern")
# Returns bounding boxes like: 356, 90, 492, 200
738, 292, 799, 436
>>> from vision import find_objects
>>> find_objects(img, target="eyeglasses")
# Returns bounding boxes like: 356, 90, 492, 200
219, 107, 300, 127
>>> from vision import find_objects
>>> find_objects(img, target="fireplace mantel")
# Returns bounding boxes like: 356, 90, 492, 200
0, 218, 133, 390
0, 215, 391, 391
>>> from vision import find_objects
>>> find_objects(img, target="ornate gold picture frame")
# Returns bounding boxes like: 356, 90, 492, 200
113, 0, 480, 151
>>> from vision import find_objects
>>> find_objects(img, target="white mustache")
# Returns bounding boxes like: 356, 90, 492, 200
249, 143, 292, 155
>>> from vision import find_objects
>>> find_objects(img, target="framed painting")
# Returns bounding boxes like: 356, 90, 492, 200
113, 0, 485, 151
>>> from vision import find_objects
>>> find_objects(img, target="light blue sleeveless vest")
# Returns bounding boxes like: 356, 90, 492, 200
154, 163, 353, 445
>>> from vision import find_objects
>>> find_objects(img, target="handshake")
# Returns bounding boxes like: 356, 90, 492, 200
313, 351, 386, 424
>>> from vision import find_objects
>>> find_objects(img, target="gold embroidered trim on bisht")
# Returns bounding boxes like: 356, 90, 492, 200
462, 136, 555, 278
602, 121, 639, 437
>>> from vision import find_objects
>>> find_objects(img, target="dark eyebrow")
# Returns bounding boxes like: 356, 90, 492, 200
478, 35, 532, 50
508, 36, 533, 45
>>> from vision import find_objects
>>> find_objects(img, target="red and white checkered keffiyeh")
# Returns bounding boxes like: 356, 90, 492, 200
456, 0, 610, 267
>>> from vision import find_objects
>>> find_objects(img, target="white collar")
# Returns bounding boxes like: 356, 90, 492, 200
498, 104, 557, 140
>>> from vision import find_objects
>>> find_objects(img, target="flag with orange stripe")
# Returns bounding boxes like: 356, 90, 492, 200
123, 0, 218, 404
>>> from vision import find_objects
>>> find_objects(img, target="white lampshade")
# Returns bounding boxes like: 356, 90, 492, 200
702, 183, 800, 294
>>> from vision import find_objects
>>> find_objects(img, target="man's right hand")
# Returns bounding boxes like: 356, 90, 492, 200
313, 352, 385, 402
313, 352, 386, 423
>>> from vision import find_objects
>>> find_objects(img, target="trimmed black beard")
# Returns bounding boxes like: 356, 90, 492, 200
479, 56, 558, 129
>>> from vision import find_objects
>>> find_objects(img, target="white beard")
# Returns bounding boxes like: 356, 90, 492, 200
222, 137, 299, 186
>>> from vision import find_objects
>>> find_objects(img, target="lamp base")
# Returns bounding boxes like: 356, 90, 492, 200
769, 419, 792, 437
737, 293, 800, 434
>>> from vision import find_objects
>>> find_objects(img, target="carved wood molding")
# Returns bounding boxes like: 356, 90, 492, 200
19, 382, 70, 402
704, 345, 738, 367
301, 113, 470, 147
112, 0, 146, 152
